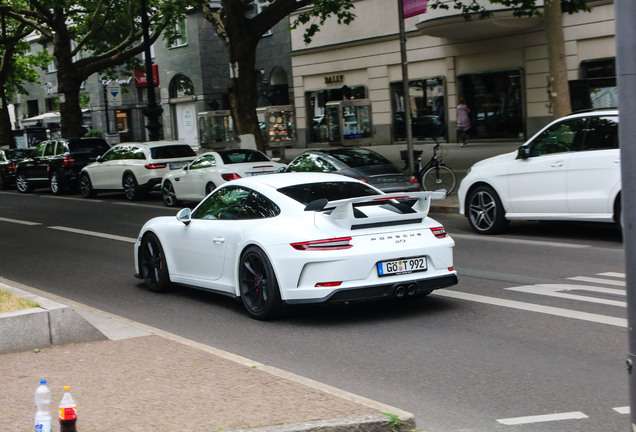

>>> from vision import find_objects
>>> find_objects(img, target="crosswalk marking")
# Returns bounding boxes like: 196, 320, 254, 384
506, 284, 626, 307
568, 275, 626, 287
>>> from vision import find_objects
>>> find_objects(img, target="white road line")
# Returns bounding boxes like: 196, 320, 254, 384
41, 195, 102, 202
598, 272, 626, 279
435, 290, 627, 327
49, 226, 136, 243
450, 233, 589, 249
0, 216, 42, 226
614, 406, 630, 414
497, 411, 588, 425
568, 276, 626, 287
506, 284, 626, 307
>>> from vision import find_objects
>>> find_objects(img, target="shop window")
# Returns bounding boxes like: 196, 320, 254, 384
458, 70, 523, 140
570, 58, 617, 111
391, 77, 446, 142
306, 85, 366, 143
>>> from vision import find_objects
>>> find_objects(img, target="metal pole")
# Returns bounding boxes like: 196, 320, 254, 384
616, 1, 636, 428
398, 0, 415, 175
140, 0, 163, 141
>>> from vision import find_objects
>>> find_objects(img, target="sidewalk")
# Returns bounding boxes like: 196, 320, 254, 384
0, 281, 415, 432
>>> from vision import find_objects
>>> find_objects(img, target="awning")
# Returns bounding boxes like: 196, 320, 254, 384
22, 112, 61, 126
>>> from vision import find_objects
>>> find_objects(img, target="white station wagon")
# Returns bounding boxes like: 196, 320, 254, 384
79, 140, 196, 200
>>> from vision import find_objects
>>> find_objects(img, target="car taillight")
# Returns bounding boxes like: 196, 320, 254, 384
221, 173, 242, 181
145, 163, 167, 169
431, 227, 448, 239
7, 162, 16, 172
291, 237, 353, 251
357, 178, 369, 183
62, 156, 75, 167
408, 175, 419, 183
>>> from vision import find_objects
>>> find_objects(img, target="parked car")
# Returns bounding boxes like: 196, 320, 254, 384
284, 147, 421, 193
0, 148, 33, 189
134, 173, 457, 319
161, 149, 286, 207
79, 140, 196, 200
458, 109, 620, 234
15, 138, 110, 194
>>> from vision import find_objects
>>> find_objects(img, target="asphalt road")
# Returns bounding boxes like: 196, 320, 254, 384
0, 188, 628, 432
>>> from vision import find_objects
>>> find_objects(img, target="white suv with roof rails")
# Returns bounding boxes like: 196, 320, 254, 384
458, 109, 620, 234
79, 140, 196, 200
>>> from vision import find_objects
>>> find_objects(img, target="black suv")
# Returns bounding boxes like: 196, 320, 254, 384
15, 137, 110, 194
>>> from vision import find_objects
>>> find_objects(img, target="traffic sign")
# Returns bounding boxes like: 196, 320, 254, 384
106, 82, 122, 106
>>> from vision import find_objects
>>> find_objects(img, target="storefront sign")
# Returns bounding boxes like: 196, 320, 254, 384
403, 0, 428, 18
324, 74, 344, 85
134, 63, 160, 88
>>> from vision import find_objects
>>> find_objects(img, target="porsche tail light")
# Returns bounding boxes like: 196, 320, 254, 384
357, 178, 369, 183
62, 156, 75, 167
290, 237, 353, 251
222, 173, 242, 181
145, 163, 167, 169
431, 227, 448, 239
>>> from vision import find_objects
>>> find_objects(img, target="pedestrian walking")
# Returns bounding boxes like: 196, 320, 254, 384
457, 97, 471, 147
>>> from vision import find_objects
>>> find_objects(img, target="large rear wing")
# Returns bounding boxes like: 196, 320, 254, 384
305, 190, 447, 229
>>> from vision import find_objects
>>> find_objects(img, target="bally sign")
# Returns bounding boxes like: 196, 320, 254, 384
403, 0, 428, 18
134, 63, 160, 88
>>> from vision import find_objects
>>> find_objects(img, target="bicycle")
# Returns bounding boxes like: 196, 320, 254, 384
401, 139, 457, 195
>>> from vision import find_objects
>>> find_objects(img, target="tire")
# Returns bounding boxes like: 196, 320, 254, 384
79, 172, 96, 198
421, 165, 456, 195
205, 182, 216, 196
15, 172, 32, 193
466, 185, 508, 234
50, 171, 66, 195
162, 181, 180, 207
139, 233, 172, 293
239, 246, 282, 320
123, 173, 140, 201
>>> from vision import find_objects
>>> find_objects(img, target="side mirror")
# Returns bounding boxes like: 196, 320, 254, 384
517, 146, 531, 160
277, 166, 288, 173
177, 208, 192, 226
96, 155, 103, 163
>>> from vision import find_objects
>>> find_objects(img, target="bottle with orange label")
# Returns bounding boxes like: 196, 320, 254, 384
58, 386, 77, 432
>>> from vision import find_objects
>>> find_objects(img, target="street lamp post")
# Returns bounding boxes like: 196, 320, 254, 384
140, 0, 162, 141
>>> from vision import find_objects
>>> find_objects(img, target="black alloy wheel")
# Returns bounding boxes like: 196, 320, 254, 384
161, 181, 179, 207
139, 233, 171, 293
239, 246, 282, 320
123, 173, 140, 201
79, 173, 96, 198
467, 185, 508, 234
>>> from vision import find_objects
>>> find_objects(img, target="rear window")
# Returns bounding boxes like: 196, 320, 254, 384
68, 139, 110, 153
325, 149, 391, 168
150, 145, 196, 159
218, 149, 270, 164
278, 181, 380, 205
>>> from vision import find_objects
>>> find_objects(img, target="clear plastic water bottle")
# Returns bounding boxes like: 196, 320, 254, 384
34, 379, 52, 432
58, 386, 77, 432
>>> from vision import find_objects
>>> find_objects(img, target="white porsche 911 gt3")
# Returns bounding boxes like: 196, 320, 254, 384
134, 172, 457, 319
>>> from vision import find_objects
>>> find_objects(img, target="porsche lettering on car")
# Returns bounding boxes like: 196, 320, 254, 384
134, 173, 457, 319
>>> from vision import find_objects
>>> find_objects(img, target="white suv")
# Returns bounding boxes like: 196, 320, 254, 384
79, 140, 196, 200
458, 109, 620, 234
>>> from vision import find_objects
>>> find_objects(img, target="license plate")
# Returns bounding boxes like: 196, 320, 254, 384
250, 171, 275, 176
377, 256, 427, 276
169, 162, 186, 170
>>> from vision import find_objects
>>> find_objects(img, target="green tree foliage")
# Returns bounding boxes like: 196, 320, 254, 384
0, 0, 190, 138
428, 0, 592, 118
196, 0, 356, 151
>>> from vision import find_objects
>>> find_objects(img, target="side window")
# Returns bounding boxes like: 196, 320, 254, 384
529, 118, 586, 156
43, 142, 56, 156
102, 147, 124, 161
193, 186, 279, 220
580, 116, 618, 151
129, 147, 146, 160
33, 142, 47, 157
57, 141, 70, 155
190, 154, 215, 170
288, 154, 336, 172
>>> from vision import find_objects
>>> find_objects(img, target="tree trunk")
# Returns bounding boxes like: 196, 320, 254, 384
545, 0, 571, 118
54, 27, 87, 138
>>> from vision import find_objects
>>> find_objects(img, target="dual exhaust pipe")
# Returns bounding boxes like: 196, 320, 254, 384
394, 284, 417, 298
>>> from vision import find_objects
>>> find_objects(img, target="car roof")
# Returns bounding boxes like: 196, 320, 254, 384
229, 172, 365, 190
115, 140, 188, 148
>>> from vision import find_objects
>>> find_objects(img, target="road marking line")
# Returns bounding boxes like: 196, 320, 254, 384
451, 233, 589, 249
435, 290, 627, 327
614, 406, 630, 414
49, 226, 136, 243
0, 216, 42, 226
41, 195, 102, 202
497, 411, 588, 425
568, 276, 626, 287
506, 284, 626, 307
598, 272, 626, 278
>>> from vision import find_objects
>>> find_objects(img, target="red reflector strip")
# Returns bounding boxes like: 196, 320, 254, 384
291, 236, 353, 251
373, 195, 409, 201
431, 227, 448, 238
145, 163, 167, 169
315, 281, 343, 287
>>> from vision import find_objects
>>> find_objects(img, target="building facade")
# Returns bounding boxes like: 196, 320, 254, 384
289, 0, 616, 147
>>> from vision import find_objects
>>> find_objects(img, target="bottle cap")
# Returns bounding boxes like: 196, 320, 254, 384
64, 386, 70, 391
40, 379, 47, 385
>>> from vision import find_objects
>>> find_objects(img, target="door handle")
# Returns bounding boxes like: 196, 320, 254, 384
550, 161, 564, 168
212, 237, 225, 244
